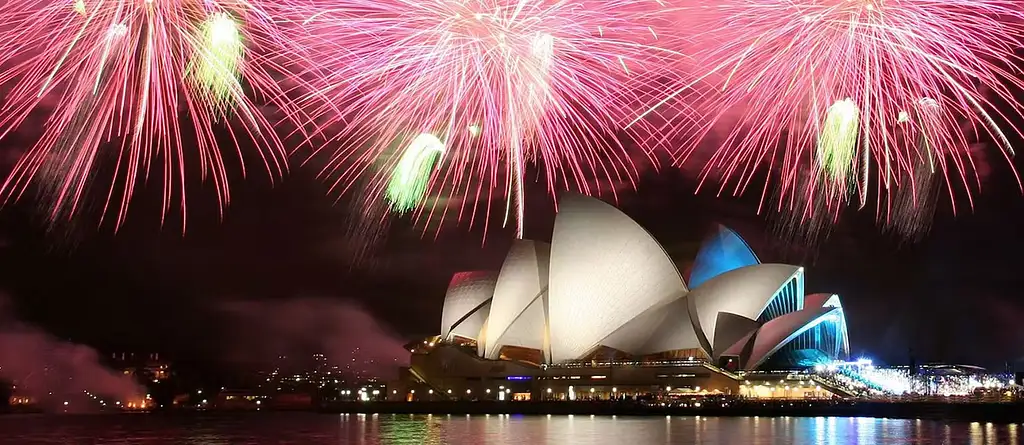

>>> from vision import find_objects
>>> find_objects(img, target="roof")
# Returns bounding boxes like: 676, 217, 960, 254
483, 240, 551, 359
434, 195, 849, 370
440, 271, 497, 340
689, 225, 760, 288
547, 194, 688, 362
686, 264, 803, 356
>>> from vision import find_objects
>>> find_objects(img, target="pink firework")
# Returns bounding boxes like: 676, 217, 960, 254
296, 0, 681, 239
642, 0, 1024, 232
0, 0, 301, 231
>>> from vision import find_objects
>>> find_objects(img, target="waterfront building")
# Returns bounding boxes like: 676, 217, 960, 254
399, 194, 851, 401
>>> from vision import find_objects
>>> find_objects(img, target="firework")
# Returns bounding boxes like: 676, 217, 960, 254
297, 0, 681, 239
189, 11, 246, 111
640, 0, 1024, 236
817, 98, 860, 191
385, 133, 446, 213
0, 0, 301, 231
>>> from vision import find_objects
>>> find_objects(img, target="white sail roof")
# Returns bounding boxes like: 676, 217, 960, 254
440, 271, 497, 340
548, 194, 688, 363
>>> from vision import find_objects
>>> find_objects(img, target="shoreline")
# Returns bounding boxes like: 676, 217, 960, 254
320, 400, 1024, 423
4, 400, 1023, 423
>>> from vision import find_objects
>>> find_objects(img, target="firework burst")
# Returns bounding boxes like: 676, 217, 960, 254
297, 0, 681, 239
639, 0, 1024, 237
0, 0, 301, 231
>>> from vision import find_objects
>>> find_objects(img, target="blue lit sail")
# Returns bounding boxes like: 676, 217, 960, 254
689, 225, 760, 289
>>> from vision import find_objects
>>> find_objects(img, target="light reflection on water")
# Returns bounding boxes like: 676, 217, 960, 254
0, 413, 1020, 444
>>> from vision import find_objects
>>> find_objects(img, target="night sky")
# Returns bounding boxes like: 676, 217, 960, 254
1, 129, 1024, 372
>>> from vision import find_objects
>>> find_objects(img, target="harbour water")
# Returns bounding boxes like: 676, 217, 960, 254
0, 413, 1020, 444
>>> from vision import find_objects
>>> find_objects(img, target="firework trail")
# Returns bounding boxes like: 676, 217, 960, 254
769, 161, 842, 246
340, 184, 391, 269
875, 96, 947, 239
385, 133, 446, 214
297, 0, 681, 239
877, 149, 940, 241
0, 0, 302, 231
639, 0, 1024, 238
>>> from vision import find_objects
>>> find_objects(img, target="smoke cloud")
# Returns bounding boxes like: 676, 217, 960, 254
0, 296, 143, 412
217, 298, 409, 379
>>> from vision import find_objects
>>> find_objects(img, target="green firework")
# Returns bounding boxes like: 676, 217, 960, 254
385, 133, 446, 213
190, 12, 244, 111
817, 98, 860, 183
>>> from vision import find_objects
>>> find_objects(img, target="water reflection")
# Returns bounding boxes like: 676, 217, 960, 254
0, 414, 1021, 444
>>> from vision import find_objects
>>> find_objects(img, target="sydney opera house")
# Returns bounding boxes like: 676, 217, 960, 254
398, 194, 851, 401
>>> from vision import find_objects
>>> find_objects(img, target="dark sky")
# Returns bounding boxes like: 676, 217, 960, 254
1, 133, 1023, 371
